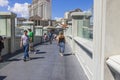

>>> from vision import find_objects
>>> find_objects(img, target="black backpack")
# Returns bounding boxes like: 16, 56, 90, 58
0, 36, 4, 49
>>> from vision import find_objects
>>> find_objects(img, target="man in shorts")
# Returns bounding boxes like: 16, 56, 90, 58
28, 29, 35, 53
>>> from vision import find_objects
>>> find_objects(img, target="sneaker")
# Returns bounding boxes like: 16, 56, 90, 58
28, 51, 31, 53
34, 52, 36, 54
59, 53, 63, 56
23, 59, 26, 62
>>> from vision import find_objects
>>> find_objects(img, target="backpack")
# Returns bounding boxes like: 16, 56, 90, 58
0, 36, 4, 49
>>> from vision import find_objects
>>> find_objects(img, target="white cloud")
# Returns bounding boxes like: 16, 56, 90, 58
83, 8, 93, 14
54, 17, 62, 21
8, 3, 29, 18
0, 0, 9, 7
83, 10, 92, 13
7, 5, 11, 10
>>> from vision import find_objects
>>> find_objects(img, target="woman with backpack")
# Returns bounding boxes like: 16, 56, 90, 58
57, 32, 65, 56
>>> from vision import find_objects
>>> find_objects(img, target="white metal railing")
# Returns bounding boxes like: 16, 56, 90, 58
74, 37, 93, 58
106, 55, 120, 80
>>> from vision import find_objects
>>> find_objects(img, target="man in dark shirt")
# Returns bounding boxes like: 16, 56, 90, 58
48, 30, 53, 44
0, 36, 4, 62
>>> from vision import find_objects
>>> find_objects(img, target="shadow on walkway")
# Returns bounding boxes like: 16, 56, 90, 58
36, 51, 47, 54
1, 57, 45, 62
63, 54, 72, 56
5, 58, 21, 62
0, 76, 7, 80
31, 57, 45, 60
42, 43, 49, 45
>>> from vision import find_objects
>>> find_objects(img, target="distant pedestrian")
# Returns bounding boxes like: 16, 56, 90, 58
0, 36, 4, 62
48, 30, 53, 44
53, 34, 57, 40
43, 33, 48, 42
20, 30, 30, 61
57, 32, 65, 56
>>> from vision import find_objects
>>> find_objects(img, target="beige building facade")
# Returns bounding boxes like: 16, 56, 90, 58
29, 0, 51, 20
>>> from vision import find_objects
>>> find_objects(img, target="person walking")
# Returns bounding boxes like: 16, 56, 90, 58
20, 30, 30, 61
48, 30, 53, 44
57, 32, 65, 56
43, 33, 48, 42
0, 36, 4, 62
28, 29, 35, 54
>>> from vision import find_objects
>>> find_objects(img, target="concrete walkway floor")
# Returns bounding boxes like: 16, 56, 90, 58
0, 41, 88, 80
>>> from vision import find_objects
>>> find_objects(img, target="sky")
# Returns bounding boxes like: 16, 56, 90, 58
0, 0, 93, 19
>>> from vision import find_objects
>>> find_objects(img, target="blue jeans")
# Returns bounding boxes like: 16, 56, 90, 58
59, 42, 65, 53
23, 44, 29, 59
49, 37, 52, 44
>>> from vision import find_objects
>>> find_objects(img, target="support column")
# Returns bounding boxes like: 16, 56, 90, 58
0, 12, 16, 53
94, 0, 120, 80
43, 4, 45, 20
45, 4, 47, 19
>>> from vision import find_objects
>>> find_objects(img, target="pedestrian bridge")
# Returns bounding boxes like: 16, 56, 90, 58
1, 0, 120, 80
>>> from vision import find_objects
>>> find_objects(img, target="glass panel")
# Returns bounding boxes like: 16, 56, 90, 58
35, 28, 43, 36
15, 28, 24, 36
77, 20, 83, 37
6, 19, 11, 37
77, 18, 93, 40
0, 18, 7, 36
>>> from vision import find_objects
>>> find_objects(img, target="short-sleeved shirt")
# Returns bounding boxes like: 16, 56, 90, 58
21, 35, 29, 46
28, 32, 34, 42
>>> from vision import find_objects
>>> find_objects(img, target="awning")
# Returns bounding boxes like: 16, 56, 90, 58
47, 26, 56, 29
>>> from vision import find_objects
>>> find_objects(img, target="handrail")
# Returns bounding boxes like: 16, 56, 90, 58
106, 55, 120, 74
74, 37, 93, 58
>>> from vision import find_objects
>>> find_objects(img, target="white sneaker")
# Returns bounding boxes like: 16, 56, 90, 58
29, 51, 31, 53
34, 52, 36, 54
59, 53, 63, 56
